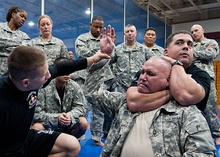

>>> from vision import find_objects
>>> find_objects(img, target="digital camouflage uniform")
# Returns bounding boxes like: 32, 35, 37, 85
111, 42, 151, 93
193, 37, 220, 138
148, 43, 164, 56
33, 79, 87, 131
85, 62, 216, 157
0, 22, 30, 75
28, 36, 69, 65
75, 31, 114, 141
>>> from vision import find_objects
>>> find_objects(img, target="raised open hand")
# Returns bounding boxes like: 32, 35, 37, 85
100, 25, 115, 56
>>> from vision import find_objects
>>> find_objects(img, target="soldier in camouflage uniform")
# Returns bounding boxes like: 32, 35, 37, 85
191, 24, 220, 144
0, 6, 30, 76
143, 27, 164, 56
85, 56, 215, 157
111, 24, 151, 93
28, 15, 69, 65
32, 57, 88, 139
75, 16, 114, 146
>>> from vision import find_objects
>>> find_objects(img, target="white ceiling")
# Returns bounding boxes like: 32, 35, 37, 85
134, 0, 220, 24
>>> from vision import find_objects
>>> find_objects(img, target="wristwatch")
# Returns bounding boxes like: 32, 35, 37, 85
172, 60, 183, 67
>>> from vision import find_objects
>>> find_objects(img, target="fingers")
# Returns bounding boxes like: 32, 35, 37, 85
111, 27, 115, 37
107, 25, 115, 37
103, 27, 107, 36
161, 56, 175, 64
107, 25, 111, 35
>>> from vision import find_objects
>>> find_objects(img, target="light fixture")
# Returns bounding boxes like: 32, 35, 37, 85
85, 8, 91, 15
28, 21, 35, 27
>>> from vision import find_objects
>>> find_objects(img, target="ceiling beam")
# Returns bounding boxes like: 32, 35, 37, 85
187, 0, 202, 13
159, 0, 180, 16
148, 0, 173, 19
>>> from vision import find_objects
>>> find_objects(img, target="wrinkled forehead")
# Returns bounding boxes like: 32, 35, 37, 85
142, 58, 171, 75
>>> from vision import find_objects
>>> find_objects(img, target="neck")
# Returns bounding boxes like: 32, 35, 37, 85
8, 21, 18, 31
126, 40, 136, 46
196, 36, 205, 42
145, 42, 154, 48
41, 34, 52, 40
55, 80, 66, 89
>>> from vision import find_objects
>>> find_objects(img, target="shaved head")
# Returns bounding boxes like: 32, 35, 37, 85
191, 24, 205, 42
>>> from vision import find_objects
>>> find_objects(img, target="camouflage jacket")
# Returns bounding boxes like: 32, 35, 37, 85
33, 79, 87, 130
0, 22, 30, 75
193, 37, 219, 79
75, 31, 114, 81
111, 42, 151, 91
28, 36, 69, 65
85, 63, 215, 157
148, 43, 164, 56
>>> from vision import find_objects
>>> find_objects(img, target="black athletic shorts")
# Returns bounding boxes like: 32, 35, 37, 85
1, 129, 61, 157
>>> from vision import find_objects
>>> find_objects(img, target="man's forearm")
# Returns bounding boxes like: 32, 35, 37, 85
86, 50, 110, 67
170, 66, 205, 105
126, 87, 171, 112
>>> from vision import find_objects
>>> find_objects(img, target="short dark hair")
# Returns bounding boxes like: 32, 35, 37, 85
92, 16, 104, 23
54, 57, 68, 64
144, 27, 156, 34
8, 46, 47, 81
165, 30, 193, 48
6, 6, 26, 22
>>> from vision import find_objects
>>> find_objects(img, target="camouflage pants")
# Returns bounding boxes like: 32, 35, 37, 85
0, 57, 8, 76
203, 80, 220, 138
90, 78, 115, 141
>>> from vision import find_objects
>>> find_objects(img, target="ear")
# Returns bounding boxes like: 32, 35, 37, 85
11, 12, 16, 19
22, 78, 29, 88
164, 48, 168, 56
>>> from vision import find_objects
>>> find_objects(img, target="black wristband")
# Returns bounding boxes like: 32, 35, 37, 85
172, 60, 183, 67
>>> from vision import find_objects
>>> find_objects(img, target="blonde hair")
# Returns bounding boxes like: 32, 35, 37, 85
38, 14, 53, 27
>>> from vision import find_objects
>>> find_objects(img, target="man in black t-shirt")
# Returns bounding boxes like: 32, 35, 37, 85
0, 25, 115, 157
127, 30, 210, 115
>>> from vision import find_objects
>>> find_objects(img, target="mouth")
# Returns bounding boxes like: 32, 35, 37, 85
180, 51, 189, 57
63, 76, 70, 80
138, 82, 148, 89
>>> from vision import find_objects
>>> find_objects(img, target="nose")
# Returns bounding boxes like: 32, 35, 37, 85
46, 71, 51, 80
182, 42, 190, 50
140, 73, 147, 81
21, 17, 26, 22
192, 31, 196, 35
96, 27, 102, 33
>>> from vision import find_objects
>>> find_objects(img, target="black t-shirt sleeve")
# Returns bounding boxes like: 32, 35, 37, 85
186, 64, 211, 111
130, 70, 141, 87
43, 58, 87, 87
